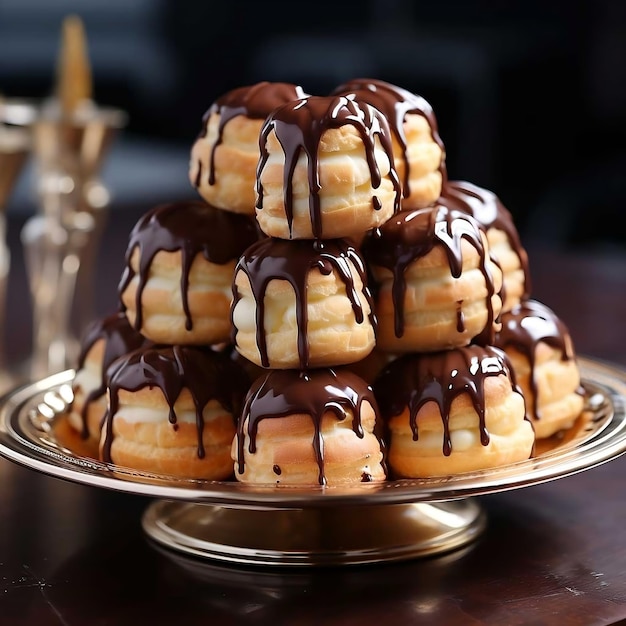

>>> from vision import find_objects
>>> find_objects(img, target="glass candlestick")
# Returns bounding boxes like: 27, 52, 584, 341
21, 99, 126, 379
0, 100, 34, 391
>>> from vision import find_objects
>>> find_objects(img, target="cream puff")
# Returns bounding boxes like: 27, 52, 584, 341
494, 299, 584, 439
232, 367, 386, 485
373, 345, 534, 478
189, 81, 307, 214
255, 94, 401, 240
332, 77, 446, 209
67, 312, 146, 442
100, 344, 250, 480
231, 237, 376, 370
362, 203, 503, 353
119, 200, 259, 345
441, 180, 531, 312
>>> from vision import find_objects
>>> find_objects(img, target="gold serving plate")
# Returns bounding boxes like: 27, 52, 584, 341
0, 357, 624, 566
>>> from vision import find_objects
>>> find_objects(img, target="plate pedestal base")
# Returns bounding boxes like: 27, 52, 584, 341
142, 498, 487, 566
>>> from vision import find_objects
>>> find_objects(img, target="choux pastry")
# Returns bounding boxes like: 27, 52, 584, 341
494, 299, 585, 439
190, 81, 307, 214
119, 200, 259, 345
373, 345, 534, 477
100, 344, 250, 480
332, 77, 446, 209
255, 94, 401, 240
441, 180, 531, 312
232, 237, 376, 370
363, 204, 503, 353
232, 367, 386, 485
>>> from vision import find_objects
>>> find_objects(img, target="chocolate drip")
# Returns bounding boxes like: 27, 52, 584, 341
362, 204, 499, 343
441, 180, 531, 299
75, 312, 145, 439
195, 82, 307, 187
374, 345, 520, 456
256, 94, 401, 239
236, 368, 379, 485
101, 345, 250, 464
118, 200, 258, 333
332, 78, 447, 198
495, 299, 576, 419
232, 238, 375, 370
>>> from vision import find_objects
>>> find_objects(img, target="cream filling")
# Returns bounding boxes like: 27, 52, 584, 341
113, 402, 227, 424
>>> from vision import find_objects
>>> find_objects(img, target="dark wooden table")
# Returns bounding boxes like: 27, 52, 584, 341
1, 206, 625, 626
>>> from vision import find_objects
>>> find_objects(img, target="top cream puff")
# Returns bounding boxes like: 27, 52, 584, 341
255, 94, 401, 240
332, 78, 446, 209
190, 81, 307, 214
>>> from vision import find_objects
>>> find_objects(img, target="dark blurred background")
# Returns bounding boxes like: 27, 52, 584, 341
2, 0, 626, 249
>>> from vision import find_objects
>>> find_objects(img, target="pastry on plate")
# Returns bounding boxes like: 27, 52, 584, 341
231, 237, 376, 370
232, 367, 386, 485
190, 81, 307, 214
362, 203, 503, 353
494, 298, 585, 438
68, 311, 145, 442
332, 77, 446, 209
255, 94, 401, 240
119, 200, 259, 345
373, 344, 534, 478
100, 344, 250, 480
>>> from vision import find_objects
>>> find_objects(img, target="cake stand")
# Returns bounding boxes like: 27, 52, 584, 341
0, 356, 625, 567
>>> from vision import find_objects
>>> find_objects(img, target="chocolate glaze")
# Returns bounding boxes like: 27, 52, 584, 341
74, 312, 146, 439
256, 94, 401, 239
441, 180, 531, 300
332, 78, 447, 198
494, 298, 580, 420
235, 367, 382, 485
232, 237, 375, 370
362, 204, 500, 344
373, 345, 525, 457
118, 200, 259, 333
194, 82, 307, 189
101, 344, 250, 464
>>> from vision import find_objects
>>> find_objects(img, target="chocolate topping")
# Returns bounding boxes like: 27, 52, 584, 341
332, 78, 447, 198
235, 367, 381, 485
75, 312, 146, 439
442, 180, 531, 300
118, 200, 259, 333
194, 81, 307, 188
373, 345, 523, 457
362, 204, 500, 343
494, 299, 577, 419
256, 94, 401, 239
101, 344, 250, 464
232, 237, 375, 370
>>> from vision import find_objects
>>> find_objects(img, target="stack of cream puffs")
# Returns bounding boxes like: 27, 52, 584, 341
230, 93, 397, 485
66, 77, 585, 485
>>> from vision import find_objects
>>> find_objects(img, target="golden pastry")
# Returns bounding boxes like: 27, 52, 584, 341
232, 367, 386, 485
332, 77, 446, 209
100, 344, 250, 480
373, 345, 534, 478
494, 299, 585, 438
119, 200, 259, 345
363, 203, 503, 353
232, 237, 376, 370
441, 180, 531, 312
190, 81, 307, 214
255, 94, 401, 240
68, 312, 146, 442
